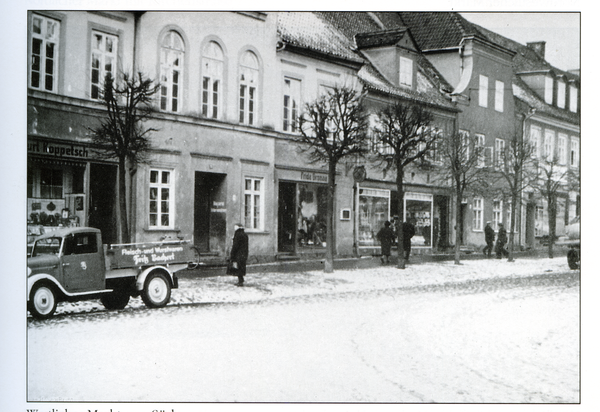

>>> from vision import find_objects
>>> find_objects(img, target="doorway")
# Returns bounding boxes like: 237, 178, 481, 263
278, 182, 296, 253
194, 172, 227, 253
88, 163, 117, 245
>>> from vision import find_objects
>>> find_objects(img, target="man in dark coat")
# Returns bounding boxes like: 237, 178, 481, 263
402, 220, 416, 261
229, 223, 249, 286
376, 221, 395, 264
483, 221, 495, 258
495, 223, 509, 259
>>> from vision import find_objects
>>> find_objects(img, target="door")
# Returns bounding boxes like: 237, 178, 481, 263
61, 232, 105, 292
89, 163, 118, 245
278, 182, 296, 253
194, 172, 227, 253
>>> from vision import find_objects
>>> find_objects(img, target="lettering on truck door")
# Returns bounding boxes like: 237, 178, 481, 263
61, 232, 104, 292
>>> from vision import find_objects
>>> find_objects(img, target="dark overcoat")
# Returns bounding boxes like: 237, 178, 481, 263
230, 228, 249, 276
376, 226, 395, 256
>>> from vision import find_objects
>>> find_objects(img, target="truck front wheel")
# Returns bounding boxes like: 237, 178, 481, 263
29, 283, 57, 319
141, 272, 171, 308
567, 249, 580, 270
100, 291, 130, 310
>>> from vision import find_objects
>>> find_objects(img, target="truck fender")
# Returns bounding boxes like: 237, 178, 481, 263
135, 266, 174, 292
27, 274, 67, 301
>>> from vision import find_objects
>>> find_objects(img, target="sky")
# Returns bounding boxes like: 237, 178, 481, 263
460, 12, 580, 72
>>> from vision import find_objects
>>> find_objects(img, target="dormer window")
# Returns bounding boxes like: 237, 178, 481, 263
479, 75, 488, 107
569, 85, 578, 113
399, 56, 413, 87
557, 79, 566, 109
544, 76, 553, 104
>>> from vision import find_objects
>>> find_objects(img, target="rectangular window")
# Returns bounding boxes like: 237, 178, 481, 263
558, 133, 568, 165
91, 31, 118, 100
473, 197, 483, 231
494, 80, 504, 112
544, 76, 553, 104
460, 130, 470, 160
535, 205, 544, 236
569, 85, 578, 113
479, 75, 488, 107
30, 14, 60, 92
244, 177, 264, 231
475, 133, 486, 167
40, 168, 63, 199
557, 81, 566, 109
202, 77, 220, 119
530, 125, 541, 158
544, 129, 555, 161
283, 77, 301, 133
493, 200, 502, 230
570, 138, 579, 168
495, 138, 505, 168
399, 56, 413, 87
149, 169, 173, 228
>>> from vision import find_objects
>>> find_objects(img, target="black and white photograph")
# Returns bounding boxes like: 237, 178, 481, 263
2, 3, 595, 411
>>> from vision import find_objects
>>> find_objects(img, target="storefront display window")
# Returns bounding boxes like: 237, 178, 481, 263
405, 193, 433, 247
358, 188, 390, 247
297, 183, 327, 247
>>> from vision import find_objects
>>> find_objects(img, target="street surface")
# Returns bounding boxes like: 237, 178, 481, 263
27, 257, 580, 403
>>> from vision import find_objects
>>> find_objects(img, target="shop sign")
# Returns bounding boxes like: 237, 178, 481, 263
211, 201, 227, 213
28, 139, 89, 159
300, 171, 328, 183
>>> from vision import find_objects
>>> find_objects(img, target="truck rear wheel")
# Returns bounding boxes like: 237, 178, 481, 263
141, 272, 171, 308
567, 249, 580, 270
100, 291, 130, 310
29, 283, 57, 319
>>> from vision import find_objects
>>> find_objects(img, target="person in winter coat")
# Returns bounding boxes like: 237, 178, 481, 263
376, 221, 395, 264
495, 223, 509, 259
483, 221, 495, 258
402, 220, 416, 261
228, 223, 249, 286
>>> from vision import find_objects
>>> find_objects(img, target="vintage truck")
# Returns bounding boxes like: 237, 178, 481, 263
27, 227, 200, 319
556, 215, 580, 270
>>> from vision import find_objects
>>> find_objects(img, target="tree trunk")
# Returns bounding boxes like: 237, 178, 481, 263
118, 157, 130, 244
548, 194, 556, 259
324, 161, 336, 273
454, 184, 462, 265
507, 192, 518, 262
396, 165, 405, 269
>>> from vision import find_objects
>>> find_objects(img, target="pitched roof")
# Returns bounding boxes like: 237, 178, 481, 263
355, 28, 413, 50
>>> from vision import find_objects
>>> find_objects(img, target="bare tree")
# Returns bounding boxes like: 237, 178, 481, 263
296, 86, 370, 273
90, 72, 159, 244
435, 130, 494, 264
371, 102, 437, 269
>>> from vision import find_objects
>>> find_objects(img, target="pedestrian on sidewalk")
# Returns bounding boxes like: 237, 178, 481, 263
483, 221, 495, 258
403, 219, 416, 261
227, 223, 248, 286
376, 221, 395, 264
495, 223, 509, 259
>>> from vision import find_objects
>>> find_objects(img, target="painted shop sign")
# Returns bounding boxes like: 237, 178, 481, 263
28, 139, 90, 159
111, 242, 188, 267
300, 171, 328, 183
211, 201, 227, 213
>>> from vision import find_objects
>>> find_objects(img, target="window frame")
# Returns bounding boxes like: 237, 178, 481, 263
494, 80, 504, 112
475, 133, 486, 168
239, 50, 259, 126
530, 125, 542, 158
557, 79, 566, 109
472, 197, 484, 232
148, 168, 174, 229
399, 56, 413, 88
569, 85, 578, 113
492, 199, 503, 231
544, 129, 555, 162
90, 30, 119, 100
570, 137, 580, 168
283, 76, 302, 133
495, 138, 505, 169
243, 176, 264, 232
544, 76, 553, 105
201, 40, 224, 119
29, 13, 60, 93
479, 75, 488, 107
558, 133, 568, 165
159, 30, 185, 113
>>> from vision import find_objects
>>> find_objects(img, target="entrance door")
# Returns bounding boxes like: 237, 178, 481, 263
194, 172, 227, 253
278, 182, 296, 253
89, 163, 117, 245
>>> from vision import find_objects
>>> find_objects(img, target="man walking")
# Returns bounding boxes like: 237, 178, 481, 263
228, 223, 249, 286
376, 221, 395, 264
403, 219, 416, 261
483, 221, 495, 258
495, 223, 509, 259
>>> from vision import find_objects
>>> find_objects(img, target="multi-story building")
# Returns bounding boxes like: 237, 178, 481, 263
27, 11, 579, 261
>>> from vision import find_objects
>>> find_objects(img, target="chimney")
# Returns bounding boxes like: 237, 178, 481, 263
527, 41, 546, 59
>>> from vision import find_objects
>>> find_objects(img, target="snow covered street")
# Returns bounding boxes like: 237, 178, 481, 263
27, 257, 580, 403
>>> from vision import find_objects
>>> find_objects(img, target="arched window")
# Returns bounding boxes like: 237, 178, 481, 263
160, 30, 184, 112
239, 51, 259, 125
201, 41, 224, 119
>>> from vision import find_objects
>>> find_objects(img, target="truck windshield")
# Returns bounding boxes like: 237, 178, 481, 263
31, 237, 62, 257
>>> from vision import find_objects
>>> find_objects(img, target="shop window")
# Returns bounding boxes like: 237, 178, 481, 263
239, 51, 259, 125
405, 193, 433, 247
298, 184, 328, 247
244, 177, 264, 231
160, 31, 184, 113
283, 77, 301, 133
472, 197, 483, 231
358, 188, 390, 247
90, 30, 118, 100
479, 75, 488, 107
201, 41, 223, 119
495, 80, 504, 112
30, 14, 60, 92
40, 168, 63, 199
493, 200, 502, 230
149, 169, 173, 228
